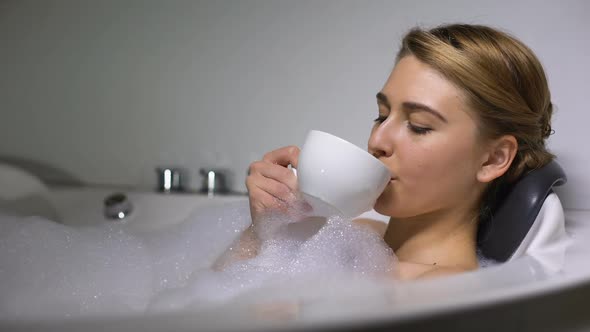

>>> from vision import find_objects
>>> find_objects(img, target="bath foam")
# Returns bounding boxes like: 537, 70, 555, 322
137, 201, 253, 294
148, 198, 397, 313
0, 199, 397, 319
0, 214, 153, 318
476, 250, 499, 268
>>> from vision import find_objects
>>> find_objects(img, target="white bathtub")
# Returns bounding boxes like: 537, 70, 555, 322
2, 185, 590, 331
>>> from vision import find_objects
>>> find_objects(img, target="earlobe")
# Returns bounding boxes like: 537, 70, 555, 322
477, 135, 518, 183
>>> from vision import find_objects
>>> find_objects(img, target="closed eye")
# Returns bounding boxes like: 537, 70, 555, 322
407, 122, 432, 135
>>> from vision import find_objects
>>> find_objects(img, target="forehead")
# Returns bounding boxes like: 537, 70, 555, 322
381, 56, 472, 120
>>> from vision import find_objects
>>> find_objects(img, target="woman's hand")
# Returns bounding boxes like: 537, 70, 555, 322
212, 146, 307, 270
246, 146, 308, 224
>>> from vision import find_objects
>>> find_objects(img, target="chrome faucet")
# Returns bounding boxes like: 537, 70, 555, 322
199, 168, 230, 196
155, 167, 187, 193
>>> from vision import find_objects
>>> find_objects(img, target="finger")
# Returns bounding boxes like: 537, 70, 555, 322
248, 161, 298, 192
247, 185, 284, 214
262, 146, 300, 168
248, 187, 311, 221
247, 172, 297, 204
249, 173, 311, 214
247, 181, 302, 219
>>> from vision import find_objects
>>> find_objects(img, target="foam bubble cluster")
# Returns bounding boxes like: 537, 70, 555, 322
0, 198, 397, 319
0, 215, 152, 318
476, 250, 499, 268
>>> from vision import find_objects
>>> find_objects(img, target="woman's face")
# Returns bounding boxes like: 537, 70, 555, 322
369, 55, 487, 218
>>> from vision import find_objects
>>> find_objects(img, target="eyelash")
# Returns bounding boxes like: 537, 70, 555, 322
373, 116, 432, 135
408, 123, 432, 135
373, 115, 387, 124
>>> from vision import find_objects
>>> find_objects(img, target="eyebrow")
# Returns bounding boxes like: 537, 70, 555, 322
376, 92, 448, 123
376, 92, 391, 109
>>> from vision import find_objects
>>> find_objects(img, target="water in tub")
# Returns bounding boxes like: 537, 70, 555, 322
0, 194, 398, 319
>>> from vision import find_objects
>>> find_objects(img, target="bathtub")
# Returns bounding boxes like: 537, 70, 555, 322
2, 183, 590, 332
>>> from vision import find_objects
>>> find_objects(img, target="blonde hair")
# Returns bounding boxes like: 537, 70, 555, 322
396, 24, 554, 183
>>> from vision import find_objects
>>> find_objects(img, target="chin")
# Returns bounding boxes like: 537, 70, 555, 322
374, 193, 411, 218
373, 197, 394, 217
374, 185, 396, 215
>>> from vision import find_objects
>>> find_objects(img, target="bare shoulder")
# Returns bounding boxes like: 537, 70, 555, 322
416, 265, 474, 279
352, 218, 388, 236
396, 261, 476, 281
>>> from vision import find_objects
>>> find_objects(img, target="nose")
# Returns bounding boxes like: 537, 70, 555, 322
368, 122, 394, 159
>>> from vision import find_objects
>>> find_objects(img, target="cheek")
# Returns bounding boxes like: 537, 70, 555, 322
399, 135, 479, 198
375, 141, 471, 217
401, 147, 445, 187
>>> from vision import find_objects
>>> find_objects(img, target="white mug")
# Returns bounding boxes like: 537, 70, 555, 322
296, 130, 392, 218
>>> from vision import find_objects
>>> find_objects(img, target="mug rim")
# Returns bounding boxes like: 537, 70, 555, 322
307, 130, 389, 173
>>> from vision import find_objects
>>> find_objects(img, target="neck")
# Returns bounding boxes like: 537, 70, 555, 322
383, 206, 479, 268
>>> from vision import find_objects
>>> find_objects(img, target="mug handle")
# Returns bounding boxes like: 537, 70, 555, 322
288, 164, 297, 177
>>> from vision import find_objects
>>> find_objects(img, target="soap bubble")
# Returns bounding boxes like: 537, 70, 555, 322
0, 197, 397, 319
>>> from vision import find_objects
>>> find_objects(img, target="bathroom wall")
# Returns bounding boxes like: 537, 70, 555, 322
0, 0, 588, 208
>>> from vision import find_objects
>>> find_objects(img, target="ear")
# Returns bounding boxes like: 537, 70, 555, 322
476, 135, 518, 183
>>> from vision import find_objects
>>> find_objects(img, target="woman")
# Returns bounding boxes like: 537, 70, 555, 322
233, 24, 555, 280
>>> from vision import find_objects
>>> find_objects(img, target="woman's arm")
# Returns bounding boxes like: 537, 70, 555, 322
212, 146, 302, 271
212, 225, 261, 271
